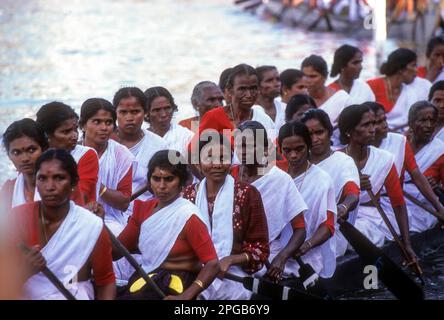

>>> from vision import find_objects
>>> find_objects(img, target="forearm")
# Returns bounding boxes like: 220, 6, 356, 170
101, 187, 130, 211
279, 228, 306, 260
95, 283, 116, 300
306, 225, 332, 248
340, 194, 359, 212
181, 259, 220, 299
411, 169, 443, 210
393, 205, 411, 245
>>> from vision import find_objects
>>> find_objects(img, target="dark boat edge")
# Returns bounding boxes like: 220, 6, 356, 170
319, 225, 444, 298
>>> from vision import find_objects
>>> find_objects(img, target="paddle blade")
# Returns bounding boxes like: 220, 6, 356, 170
339, 221, 424, 300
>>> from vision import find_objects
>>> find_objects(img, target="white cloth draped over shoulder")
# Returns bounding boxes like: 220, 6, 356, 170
404, 139, 444, 232
347, 79, 376, 105
139, 197, 208, 274
434, 127, 444, 142
317, 151, 360, 257
126, 131, 167, 215
24, 201, 103, 300
152, 123, 193, 157
378, 132, 407, 239
354, 146, 395, 247
280, 164, 337, 278
253, 98, 286, 133
385, 83, 419, 129
407, 77, 432, 101
194, 175, 250, 300
98, 139, 134, 229
319, 89, 349, 127
195, 176, 234, 259
11, 173, 40, 208
379, 132, 407, 176
252, 166, 307, 242
251, 106, 278, 143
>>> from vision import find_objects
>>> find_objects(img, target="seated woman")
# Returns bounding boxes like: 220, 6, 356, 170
301, 54, 349, 128
337, 104, 417, 264
367, 48, 426, 131
80, 98, 134, 285
285, 94, 316, 123
368, 101, 444, 235
179, 81, 224, 132
254, 65, 286, 131
405, 101, 444, 232
329, 44, 375, 105
115, 150, 220, 300
194, 63, 277, 147
429, 81, 444, 141
417, 36, 444, 84
0, 119, 48, 210
112, 87, 167, 213
276, 121, 337, 279
301, 109, 360, 257
36, 102, 99, 206
182, 131, 270, 299
144, 86, 194, 156
229, 121, 306, 284
279, 68, 307, 109
13, 149, 115, 300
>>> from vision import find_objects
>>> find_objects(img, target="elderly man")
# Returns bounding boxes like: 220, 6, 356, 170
179, 81, 224, 132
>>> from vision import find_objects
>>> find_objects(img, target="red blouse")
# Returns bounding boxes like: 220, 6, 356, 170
12, 202, 115, 286
76, 149, 99, 204
182, 181, 270, 274
328, 82, 341, 92
423, 154, 444, 184
416, 66, 427, 79
367, 77, 395, 114
118, 198, 217, 265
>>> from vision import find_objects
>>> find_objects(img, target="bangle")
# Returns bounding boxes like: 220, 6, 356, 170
193, 279, 204, 289
243, 252, 250, 263
306, 240, 312, 249
338, 203, 348, 212
99, 186, 108, 197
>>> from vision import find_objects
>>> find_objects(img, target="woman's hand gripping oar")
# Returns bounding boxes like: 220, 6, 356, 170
18, 242, 77, 300
104, 226, 166, 299
366, 188, 424, 284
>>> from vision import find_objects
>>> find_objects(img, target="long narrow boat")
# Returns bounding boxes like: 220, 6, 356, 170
318, 225, 444, 298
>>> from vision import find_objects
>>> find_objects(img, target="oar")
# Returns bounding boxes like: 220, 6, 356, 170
366, 189, 424, 283
224, 272, 322, 300
339, 221, 424, 300
18, 242, 77, 300
234, 0, 251, 4
130, 185, 149, 201
104, 226, 166, 299
403, 190, 444, 222
294, 256, 319, 289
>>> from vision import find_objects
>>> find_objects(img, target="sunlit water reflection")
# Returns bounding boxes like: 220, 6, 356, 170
3, 0, 439, 300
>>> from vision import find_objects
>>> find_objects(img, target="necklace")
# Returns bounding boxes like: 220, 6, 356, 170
229, 104, 252, 127
39, 204, 48, 244
297, 161, 311, 191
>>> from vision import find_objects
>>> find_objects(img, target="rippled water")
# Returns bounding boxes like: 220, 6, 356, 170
2, 0, 440, 300
0, 0, 395, 181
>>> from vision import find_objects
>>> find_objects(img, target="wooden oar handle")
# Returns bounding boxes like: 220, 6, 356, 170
403, 191, 442, 221
130, 185, 150, 202
104, 226, 166, 299
18, 242, 77, 300
367, 189, 423, 277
